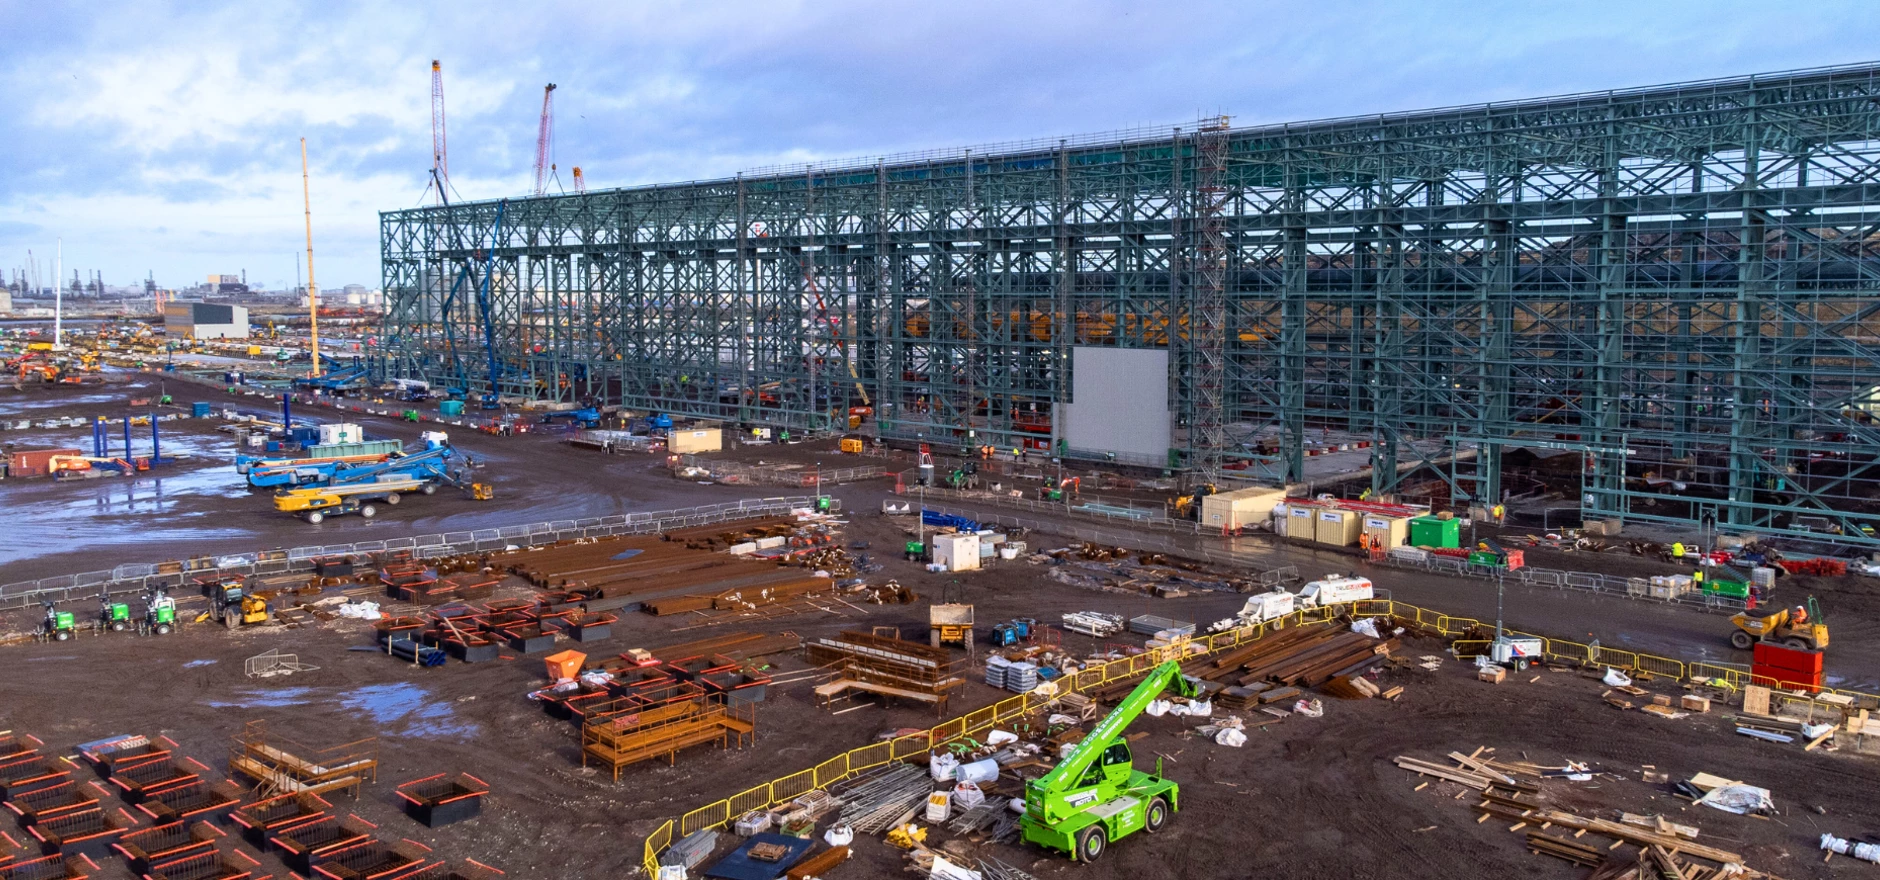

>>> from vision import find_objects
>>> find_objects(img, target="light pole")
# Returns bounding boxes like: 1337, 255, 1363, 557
814, 460, 822, 510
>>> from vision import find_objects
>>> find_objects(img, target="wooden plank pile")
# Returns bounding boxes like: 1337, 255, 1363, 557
1391, 746, 1776, 879
500, 535, 834, 617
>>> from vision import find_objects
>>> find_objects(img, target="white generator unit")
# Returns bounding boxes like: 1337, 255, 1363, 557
931, 533, 981, 572
1236, 590, 1296, 624
1295, 574, 1374, 608
319, 423, 365, 445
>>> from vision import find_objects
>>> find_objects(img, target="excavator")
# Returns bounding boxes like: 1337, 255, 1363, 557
1728, 597, 1829, 651
1021, 659, 1193, 862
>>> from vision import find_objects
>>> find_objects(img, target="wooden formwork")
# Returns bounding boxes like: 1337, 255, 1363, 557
580, 697, 755, 781
228, 723, 377, 800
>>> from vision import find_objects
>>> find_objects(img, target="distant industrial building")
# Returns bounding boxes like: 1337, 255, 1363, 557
163, 301, 249, 339
0, 288, 11, 314
207, 273, 249, 296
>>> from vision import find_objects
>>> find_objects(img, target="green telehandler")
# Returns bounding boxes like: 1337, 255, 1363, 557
1020, 659, 1194, 862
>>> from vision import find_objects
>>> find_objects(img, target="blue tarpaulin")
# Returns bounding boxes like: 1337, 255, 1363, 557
921, 510, 979, 532
703, 833, 814, 880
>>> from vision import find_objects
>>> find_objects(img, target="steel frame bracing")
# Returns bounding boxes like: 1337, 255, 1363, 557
382, 62, 1880, 546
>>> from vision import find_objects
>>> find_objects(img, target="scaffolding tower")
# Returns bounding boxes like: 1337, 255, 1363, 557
381, 62, 1880, 547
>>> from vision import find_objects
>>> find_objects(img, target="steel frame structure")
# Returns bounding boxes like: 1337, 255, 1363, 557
382, 62, 1880, 546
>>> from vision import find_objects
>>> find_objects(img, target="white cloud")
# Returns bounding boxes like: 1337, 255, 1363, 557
3, 0, 1878, 286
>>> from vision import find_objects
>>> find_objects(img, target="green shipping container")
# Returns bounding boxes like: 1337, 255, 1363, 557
439, 400, 465, 416
1409, 515, 1461, 549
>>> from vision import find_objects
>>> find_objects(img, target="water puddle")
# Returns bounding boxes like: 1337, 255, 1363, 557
337, 682, 478, 738
204, 687, 315, 709
611, 548, 643, 561
183, 659, 217, 668
201, 682, 477, 739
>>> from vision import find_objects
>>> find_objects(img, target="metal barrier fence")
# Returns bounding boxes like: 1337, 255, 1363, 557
640, 596, 1880, 874
671, 454, 888, 488
916, 493, 1208, 536
930, 502, 1751, 617
1373, 551, 1751, 615
0, 496, 821, 612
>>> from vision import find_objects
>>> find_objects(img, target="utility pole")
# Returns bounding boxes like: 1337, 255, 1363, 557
300, 138, 322, 377
53, 238, 63, 350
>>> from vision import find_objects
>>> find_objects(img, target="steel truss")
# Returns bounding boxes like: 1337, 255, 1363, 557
382, 62, 1880, 546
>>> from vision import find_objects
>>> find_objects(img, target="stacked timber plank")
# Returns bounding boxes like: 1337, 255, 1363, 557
500, 534, 831, 616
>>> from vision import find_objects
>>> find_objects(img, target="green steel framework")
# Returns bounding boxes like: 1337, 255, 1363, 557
381, 62, 1880, 546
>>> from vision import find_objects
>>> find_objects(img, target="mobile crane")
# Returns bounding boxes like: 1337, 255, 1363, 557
1021, 659, 1193, 862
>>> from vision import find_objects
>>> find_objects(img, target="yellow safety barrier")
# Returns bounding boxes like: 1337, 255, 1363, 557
642, 598, 1879, 874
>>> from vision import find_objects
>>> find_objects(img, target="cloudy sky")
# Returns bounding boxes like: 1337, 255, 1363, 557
6, 0, 1879, 291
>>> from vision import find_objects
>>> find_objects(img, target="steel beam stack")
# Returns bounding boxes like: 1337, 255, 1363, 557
382, 63, 1880, 546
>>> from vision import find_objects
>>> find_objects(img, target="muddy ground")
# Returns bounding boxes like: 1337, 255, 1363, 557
1, 377, 1877, 879
0, 506, 1873, 879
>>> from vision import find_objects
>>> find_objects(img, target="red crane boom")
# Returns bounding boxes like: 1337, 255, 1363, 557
533, 83, 557, 196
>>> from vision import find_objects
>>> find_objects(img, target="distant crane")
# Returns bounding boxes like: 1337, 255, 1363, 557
572, 166, 586, 194
532, 83, 557, 196
430, 60, 451, 204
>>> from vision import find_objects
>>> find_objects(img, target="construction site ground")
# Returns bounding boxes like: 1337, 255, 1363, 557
1, 378, 1876, 879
